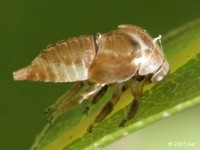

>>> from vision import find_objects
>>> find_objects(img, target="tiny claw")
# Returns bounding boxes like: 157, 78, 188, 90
119, 119, 127, 127
83, 106, 90, 115
87, 124, 94, 133
48, 115, 54, 124
44, 105, 55, 115
43, 110, 49, 116
44, 104, 59, 124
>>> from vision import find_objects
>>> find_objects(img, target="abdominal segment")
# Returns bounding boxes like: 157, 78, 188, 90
13, 36, 96, 82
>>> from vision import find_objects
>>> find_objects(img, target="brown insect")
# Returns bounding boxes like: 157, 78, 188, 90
13, 24, 169, 132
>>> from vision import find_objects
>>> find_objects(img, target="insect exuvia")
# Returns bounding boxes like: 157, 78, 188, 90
13, 24, 169, 133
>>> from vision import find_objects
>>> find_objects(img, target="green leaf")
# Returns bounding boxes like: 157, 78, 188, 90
30, 18, 200, 150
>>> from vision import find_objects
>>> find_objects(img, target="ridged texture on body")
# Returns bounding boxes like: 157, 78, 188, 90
13, 36, 96, 82
13, 24, 169, 84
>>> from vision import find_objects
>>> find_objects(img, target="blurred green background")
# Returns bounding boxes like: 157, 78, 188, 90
0, 0, 200, 150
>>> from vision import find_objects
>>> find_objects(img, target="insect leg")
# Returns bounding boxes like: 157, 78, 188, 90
83, 85, 108, 115
44, 82, 84, 123
57, 83, 105, 113
44, 82, 83, 116
119, 77, 146, 127
87, 84, 122, 133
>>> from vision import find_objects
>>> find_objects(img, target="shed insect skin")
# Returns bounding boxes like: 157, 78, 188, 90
13, 24, 170, 133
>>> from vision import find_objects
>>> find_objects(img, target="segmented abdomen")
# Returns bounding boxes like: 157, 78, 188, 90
13, 36, 96, 82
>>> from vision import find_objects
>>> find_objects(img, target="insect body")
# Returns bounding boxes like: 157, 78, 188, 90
13, 25, 169, 132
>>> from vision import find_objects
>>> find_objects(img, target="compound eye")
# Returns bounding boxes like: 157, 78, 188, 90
151, 60, 170, 83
